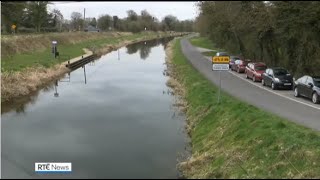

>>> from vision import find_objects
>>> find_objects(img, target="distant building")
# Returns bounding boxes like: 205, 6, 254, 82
84, 25, 100, 32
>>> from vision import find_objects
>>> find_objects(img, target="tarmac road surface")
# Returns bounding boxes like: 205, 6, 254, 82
180, 37, 320, 131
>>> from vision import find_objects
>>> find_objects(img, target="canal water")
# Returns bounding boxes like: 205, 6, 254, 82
1, 37, 189, 179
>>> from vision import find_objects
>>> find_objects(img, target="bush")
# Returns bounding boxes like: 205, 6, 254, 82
40, 27, 59, 32
18, 27, 36, 34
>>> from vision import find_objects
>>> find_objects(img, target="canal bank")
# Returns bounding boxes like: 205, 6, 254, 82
1, 32, 189, 103
167, 38, 320, 178
2, 37, 190, 179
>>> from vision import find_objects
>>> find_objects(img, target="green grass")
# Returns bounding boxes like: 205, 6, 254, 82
1, 32, 161, 72
190, 36, 225, 57
201, 51, 218, 57
189, 36, 216, 50
171, 39, 320, 178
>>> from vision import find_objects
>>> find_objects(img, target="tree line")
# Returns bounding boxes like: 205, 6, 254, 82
195, 1, 320, 76
1, 1, 194, 34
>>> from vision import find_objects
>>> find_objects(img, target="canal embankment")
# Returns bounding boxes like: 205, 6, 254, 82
166, 38, 320, 178
1, 31, 189, 102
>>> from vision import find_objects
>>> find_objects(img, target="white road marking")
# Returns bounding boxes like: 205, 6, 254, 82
203, 55, 320, 110
228, 70, 320, 110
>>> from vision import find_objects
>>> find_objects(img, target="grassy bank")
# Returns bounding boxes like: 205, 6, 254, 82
167, 38, 320, 178
1, 31, 183, 72
189, 36, 225, 57
1, 31, 187, 102
189, 36, 216, 50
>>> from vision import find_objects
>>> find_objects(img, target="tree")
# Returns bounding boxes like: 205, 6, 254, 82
51, 9, 64, 32
97, 14, 113, 31
27, 1, 49, 32
60, 19, 71, 32
89, 17, 97, 27
162, 15, 178, 31
140, 10, 157, 31
70, 12, 84, 31
195, 1, 320, 76
1, 1, 27, 33
127, 10, 138, 21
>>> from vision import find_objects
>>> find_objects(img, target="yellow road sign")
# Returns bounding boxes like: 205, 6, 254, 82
212, 56, 230, 64
12, 24, 16, 29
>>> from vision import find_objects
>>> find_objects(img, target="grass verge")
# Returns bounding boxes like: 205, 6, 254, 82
1, 32, 183, 72
189, 36, 225, 57
189, 36, 216, 50
167, 38, 320, 178
1, 32, 187, 102
201, 51, 218, 57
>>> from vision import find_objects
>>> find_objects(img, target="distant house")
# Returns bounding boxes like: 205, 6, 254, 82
84, 25, 100, 32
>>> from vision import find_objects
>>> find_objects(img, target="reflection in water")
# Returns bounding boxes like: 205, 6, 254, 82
1, 65, 90, 113
83, 65, 87, 84
54, 80, 59, 97
126, 37, 174, 60
126, 43, 140, 54
2, 36, 189, 179
59, 72, 71, 82
15, 104, 26, 114
88, 60, 96, 66
2, 37, 174, 115
1, 83, 53, 114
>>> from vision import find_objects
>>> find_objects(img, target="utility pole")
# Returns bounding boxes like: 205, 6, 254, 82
83, 8, 86, 31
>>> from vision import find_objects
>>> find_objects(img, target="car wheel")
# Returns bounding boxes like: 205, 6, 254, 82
253, 76, 256, 82
271, 82, 277, 90
312, 92, 319, 104
262, 79, 265, 86
294, 87, 300, 97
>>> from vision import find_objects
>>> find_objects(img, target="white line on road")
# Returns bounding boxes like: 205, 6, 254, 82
203, 55, 320, 110
228, 71, 320, 111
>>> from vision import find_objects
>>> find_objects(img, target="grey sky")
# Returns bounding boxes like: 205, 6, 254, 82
48, 1, 199, 21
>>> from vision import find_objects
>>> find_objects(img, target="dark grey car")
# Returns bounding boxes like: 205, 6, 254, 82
229, 56, 240, 68
294, 75, 320, 104
261, 67, 293, 90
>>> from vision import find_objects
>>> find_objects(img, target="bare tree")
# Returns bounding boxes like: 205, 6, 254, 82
70, 12, 83, 31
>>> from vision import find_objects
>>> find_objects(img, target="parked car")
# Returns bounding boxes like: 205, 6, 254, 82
229, 56, 240, 68
231, 59, 250, 73
293, 75, 320, 104
261, 67, 293, 90
245, 62, 267, 82
216, 52, 229, 56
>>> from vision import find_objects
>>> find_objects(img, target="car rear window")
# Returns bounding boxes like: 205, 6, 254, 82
255, 66, 266, 71
313, 78, 320, 86
274, 69, 288, 76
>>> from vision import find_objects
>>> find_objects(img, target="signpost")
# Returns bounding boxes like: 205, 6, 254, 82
52, 41, 58, 59
11, 24, 16, 34
212, 55, 230, 104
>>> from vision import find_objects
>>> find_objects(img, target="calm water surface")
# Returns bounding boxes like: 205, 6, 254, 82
1, 38, 189, 179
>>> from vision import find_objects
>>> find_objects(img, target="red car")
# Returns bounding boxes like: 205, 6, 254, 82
231, 59, 250, 73
245, 62, 267, 82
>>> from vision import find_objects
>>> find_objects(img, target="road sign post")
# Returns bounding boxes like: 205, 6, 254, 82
11, 24, 16, 34
212, 56, 230, 104
52, 41, 58, 59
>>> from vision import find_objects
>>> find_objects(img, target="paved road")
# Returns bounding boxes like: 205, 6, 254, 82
180, 38, 320, 131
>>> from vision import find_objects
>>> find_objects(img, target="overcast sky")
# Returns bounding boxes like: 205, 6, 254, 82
48, 1, 199, 21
